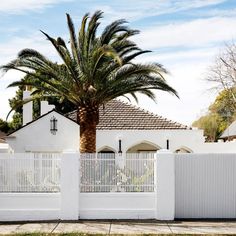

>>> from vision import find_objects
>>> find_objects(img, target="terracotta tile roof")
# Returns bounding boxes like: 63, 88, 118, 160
67, 99, 189, 130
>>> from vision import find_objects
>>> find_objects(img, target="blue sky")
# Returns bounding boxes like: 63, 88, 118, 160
1, 0, 236, 125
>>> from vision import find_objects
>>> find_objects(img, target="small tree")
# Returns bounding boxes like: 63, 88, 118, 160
192, 113, 221, 142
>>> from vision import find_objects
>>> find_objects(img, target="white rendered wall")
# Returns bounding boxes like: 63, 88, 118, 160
175, 153, 236, 218
61, 152, 79, 220
79, 193, 156, 219
156, 151, 175, 220
97, 130, 236, 154
96, 129, 205, 153
0, 193, 60, 221
6, 111, 80, 153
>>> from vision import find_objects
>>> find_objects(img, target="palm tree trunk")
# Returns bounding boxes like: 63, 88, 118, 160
78, 106, 99, 153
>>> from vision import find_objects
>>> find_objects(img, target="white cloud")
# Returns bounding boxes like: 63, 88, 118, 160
131, 45, 222, 125
0, 72, 19, 120
138, 47, 219, 67
186, 7, 236, 18
89, 0, 227, 23
0, 33, 61, 120
129, 63, 217, 126
0, 0, 72, 14
134, 17, 236, 49
0, 32, 60, 66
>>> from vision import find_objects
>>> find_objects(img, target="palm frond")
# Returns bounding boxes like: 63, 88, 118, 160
66, 13, 79, 63
100, 19, 128, 45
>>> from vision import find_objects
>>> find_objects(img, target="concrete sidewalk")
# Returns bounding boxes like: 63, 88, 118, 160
1, 220, 236, 234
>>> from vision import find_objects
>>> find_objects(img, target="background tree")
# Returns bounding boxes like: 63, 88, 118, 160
0, 119, 11, 134
192, 113, 221, 142
1, 11, 178, 153
7, 74, 76, 130
206, 41, 236, 103
192, 89, 236, 141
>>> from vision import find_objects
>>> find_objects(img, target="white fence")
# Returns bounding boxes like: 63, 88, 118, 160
80, 153, 155, 192
0, 153, 155, 193
0, 153, 61, 192
0, 152, 236, 221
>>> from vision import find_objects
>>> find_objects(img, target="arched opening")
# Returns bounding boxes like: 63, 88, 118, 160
97, 146, 116, 158
174, 146, 193, 153
97, 146, 116, 153
126, 141, 160, 153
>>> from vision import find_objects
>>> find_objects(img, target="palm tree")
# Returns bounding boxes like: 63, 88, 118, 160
1, 11, 178, 153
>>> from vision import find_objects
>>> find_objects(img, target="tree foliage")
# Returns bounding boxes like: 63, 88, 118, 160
192, 89, 236, 141
6, 74, 76, 130
0, 119, 11, 133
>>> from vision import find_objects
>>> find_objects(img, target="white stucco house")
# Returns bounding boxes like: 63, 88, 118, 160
4, 91, 236, 154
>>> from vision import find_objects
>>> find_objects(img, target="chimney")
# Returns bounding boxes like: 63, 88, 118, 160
23, 89, 33, 125
40, 101, 55, 116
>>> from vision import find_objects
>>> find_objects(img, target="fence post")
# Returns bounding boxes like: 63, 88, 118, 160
155, 149, 175, 220
61, 151, 79, 220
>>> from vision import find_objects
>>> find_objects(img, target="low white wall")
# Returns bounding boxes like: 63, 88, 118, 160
0, 193, 60, 221
79, 193, 156, 219
175, 153, 236, 218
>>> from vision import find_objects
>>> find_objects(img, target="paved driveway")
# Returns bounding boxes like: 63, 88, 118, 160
1, 220, 236, 234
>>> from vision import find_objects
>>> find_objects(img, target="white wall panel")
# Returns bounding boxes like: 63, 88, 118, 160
175, 154, 236, 218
